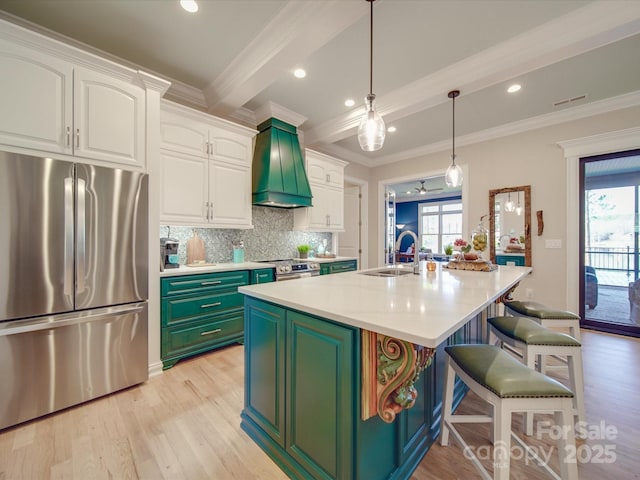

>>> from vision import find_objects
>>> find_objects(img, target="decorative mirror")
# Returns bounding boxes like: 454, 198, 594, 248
489, 185, 531, 267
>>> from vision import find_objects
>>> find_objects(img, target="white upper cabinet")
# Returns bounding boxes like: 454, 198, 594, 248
294, 149, 348, 232
0, 38, 146, 169
73, 67, 145, 166
306, 154, 344, 188
0, 38, 72, 155
159, 101, 256, 228
159, 150, 208, 224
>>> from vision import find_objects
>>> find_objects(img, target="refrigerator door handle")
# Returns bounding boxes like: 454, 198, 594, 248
63, 177, 74, 297
0, 303, 146, 337
76, 177, 86, 294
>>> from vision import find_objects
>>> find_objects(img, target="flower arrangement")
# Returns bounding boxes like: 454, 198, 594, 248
453, 238, 471, 253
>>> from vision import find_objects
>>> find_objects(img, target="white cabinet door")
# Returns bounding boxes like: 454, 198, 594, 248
209, 127, 252, 167
159, 151, 208, 225
160, 110, 208, 158
74, 67, 145, 167
209, 161, 252, 228
306, 151, 345, 187
326, 186, 344, 229
0, 39, 72, 154
294, 150, 347, 232
307, 186, 331, 229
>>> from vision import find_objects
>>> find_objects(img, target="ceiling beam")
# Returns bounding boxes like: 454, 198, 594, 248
204, 0, 366, 118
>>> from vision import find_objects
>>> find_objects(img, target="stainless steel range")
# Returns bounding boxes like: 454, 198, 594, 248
263, 259, 321, 281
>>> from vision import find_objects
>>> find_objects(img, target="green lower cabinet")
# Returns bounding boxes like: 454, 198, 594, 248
160, 271, 249, 369
241, 297, 480, 479
286, 311, 354, 479
243, 298, 355, 479
251, 268, 275, 284
319, 259, 357, 275
495, 254, 525, 266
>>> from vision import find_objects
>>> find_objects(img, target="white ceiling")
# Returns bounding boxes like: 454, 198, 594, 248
1, 0, 639, 173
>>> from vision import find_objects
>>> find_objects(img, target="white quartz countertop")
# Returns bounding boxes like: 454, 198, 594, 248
239, 263, 531, 347
160, 261, 274, 277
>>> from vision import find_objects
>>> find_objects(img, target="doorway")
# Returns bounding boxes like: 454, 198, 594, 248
580, 149, 640, 337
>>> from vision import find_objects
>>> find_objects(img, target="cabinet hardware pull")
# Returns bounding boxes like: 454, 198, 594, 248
326, 173, 330, 183
66, 126, 71, 146
201, 281, 221, 286
200, 328, 222, 336
205, 201, 209, 220
75, 128, 80, 148
201, 302, 222, 309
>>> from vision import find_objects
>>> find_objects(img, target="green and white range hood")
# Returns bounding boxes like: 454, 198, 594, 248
252, 118, 313, 208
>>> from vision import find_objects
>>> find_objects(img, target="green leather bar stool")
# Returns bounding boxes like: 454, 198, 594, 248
488, 316, 585, 436
504, 300, 581, 342
441, 344, 578, 480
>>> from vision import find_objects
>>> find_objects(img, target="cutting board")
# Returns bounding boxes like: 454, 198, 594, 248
186, 230, 206, 265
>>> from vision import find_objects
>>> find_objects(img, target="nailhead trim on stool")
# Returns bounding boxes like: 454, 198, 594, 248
440, 344, 578, 480
488, 315, 586, 436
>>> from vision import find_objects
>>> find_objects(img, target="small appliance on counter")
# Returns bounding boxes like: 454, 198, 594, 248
161, 237, 180, 269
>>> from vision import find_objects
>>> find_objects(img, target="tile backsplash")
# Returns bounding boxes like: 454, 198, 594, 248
161, 206, 333, 264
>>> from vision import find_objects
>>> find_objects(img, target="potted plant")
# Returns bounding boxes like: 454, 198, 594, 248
444, 244, 453, 256
297, 244, 310, 259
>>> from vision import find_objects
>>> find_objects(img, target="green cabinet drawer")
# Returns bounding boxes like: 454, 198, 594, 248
320, 260, 357, 275
251, 268, 275, 284
161, 312, 244, 363
162, 290, 243, 326
495, 254, 525, 266
161, 271, 249, 296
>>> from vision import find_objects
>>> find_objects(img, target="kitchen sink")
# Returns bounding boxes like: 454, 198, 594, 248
360, 267, 415, 277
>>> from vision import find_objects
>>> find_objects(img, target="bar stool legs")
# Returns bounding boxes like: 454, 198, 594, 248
488, 315, 586, 435
441, 345, 579, 480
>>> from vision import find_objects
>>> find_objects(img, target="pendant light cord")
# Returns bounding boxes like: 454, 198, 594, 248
448, 90, 460, 166
452, 93, 455, 163
369, 0, 374, 96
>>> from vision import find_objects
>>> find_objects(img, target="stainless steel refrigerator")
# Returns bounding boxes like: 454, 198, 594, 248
0, 151, 148, 430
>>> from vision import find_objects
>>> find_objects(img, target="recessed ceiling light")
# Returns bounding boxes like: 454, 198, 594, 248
344, 99, 355, 107
507, 84, 521, 93
293, 69, 306, 79
180, 0, 198, 13
387, 126, 397, 133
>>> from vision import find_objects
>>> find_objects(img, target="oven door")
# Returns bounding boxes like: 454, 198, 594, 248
276, 272, 319, 281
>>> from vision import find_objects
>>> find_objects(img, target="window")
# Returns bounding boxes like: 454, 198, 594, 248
419, 200, 462, 253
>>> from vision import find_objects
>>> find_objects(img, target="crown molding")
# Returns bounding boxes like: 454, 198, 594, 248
254, 102, 307, 127
349, 91, 640, 168
558, 125, 640, 158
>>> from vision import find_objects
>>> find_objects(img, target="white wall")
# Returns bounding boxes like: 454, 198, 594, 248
364, 106, 640, 309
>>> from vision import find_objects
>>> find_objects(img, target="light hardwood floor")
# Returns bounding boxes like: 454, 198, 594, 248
0, 330, 638, 479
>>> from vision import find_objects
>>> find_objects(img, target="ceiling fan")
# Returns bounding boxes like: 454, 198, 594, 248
414, 180, 443, 195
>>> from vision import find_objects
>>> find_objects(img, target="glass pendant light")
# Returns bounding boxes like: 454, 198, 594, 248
515, 191, 523, 215
358, 0, 385, 151
445, 90, 463, 187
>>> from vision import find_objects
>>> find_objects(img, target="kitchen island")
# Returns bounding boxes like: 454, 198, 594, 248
239, 263, 531, 480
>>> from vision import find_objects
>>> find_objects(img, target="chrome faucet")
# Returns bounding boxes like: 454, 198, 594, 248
395, 230, 420, 274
